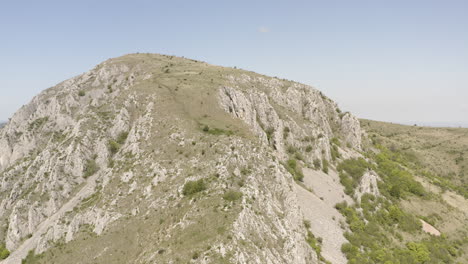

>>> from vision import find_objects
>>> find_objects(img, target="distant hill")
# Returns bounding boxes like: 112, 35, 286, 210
0, 122, 5, 128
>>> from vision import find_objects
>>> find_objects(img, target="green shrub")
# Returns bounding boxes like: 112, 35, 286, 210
313, 159, 321, 170
116, 131, 129, 144
83, 159, 99, 178
294, 152, 304, 161
374, 147, 426, 198
0, 244, 9, 260
286, 159, 304, 181
28, 117, 49, 131
322, 159, 329, 174
331, 145, 340, 161
305, 145, 313, 152
21, 249, 45, 263
108, 140, 120, 155
306, 230, 321, 254
201, 125, 233, 136
283, 126, 290, 139
287, 145, 297, 154
78, 90, 85, 96
240, 167, 251, 175
183, 179, 206, 196
331, 137, 341, 147
306, 231, 329, 263
407, 242, 430, 263
337, 158, 369, 180
337, 158, 370, 195
287, 159, 297, 169
265, 127, 275, 142
223, 190, 243, 201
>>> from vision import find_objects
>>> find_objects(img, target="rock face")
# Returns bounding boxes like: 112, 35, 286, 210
355, 170, 380, 202
219, 77, 362, 161
0, 54, 365, 264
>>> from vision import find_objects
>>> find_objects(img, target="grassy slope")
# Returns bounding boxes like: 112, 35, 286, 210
361, 119, 468, 198
358, 119, 468, 263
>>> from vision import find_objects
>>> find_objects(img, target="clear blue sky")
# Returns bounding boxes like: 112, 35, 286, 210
1, 0, 467, 126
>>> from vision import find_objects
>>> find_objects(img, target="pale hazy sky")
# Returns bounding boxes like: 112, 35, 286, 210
1, 0, 467, 126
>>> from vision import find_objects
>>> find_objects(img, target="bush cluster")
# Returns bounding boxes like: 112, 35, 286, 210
313, 159, 321, 170
286, 159, 304, 181
108, 131, 129, 156
182, 179, 206, 196
374, 147, 426, 198
322, 159, 329, 174
223, 190, 243, 201
337, 158, 370, 195
201, 125, 233, 136
336, 200, 457, 264
0, 244, 9, 260
83, 158, 99, 178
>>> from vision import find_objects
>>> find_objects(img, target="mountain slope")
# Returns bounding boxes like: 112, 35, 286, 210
360, 119, 468, 263
0, 54, 362, 264
0, 54, 466, 264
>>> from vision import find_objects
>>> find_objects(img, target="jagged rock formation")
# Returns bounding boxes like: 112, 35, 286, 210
0, 54, 365, 264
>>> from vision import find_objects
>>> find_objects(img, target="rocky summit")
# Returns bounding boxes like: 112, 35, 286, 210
0, 54, 466, 264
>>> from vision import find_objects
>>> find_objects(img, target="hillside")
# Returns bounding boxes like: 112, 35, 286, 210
361, 120, 468, 198
361, 119, 468, 262
0, 54, 466, 264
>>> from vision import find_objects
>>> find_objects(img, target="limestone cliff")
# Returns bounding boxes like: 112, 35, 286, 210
0, 54, 365, 264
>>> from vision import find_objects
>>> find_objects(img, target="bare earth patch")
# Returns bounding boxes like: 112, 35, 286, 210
420, 219, 441, 236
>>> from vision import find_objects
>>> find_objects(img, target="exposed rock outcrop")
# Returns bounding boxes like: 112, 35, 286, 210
0, 54, 366, 264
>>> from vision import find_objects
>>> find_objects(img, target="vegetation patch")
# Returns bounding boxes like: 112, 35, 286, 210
116, 131, 129, 144
304, 222, 330, 263
322, 159, 329, 174
223, 190, 243, 202
0, 244, 9, 260
265, 127, 275, 143
108, 131, 129, 156
21, 249, 44, 263
28, 117, 49, 131
108, 140, 120, 155
330, 137, 341, 147
83, 158, 99, 178
283, 126, 290, 139
373, 146, 426, 199
183, 179, 207, 196
285, 159, 304, 181
313, 158, 321, 170
337, 158, 370, 195
201, 125, 233, 136
336, 200, 460, 264
336, 144, 462, 264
